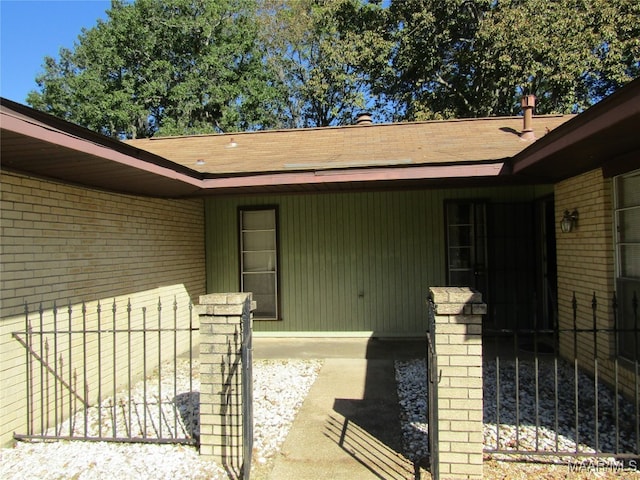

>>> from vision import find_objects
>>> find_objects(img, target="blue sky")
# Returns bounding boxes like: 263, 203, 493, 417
1, 0, 110, 103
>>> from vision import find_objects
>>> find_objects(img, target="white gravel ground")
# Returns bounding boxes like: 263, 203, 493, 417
0, 441, 225, 480
2, 355, 638, 479
0, 359, 322, 480
395, 358, 639, 467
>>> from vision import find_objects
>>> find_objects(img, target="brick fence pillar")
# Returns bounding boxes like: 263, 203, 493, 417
429, 287, 486, 480
197, 292, 254, 476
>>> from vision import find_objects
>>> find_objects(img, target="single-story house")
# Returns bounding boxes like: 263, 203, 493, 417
1, 77, 638, 447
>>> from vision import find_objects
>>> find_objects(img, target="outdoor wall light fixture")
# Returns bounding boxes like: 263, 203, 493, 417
195, 159, 206, 166
560, 209, 579, 233
226, 138, 238, 148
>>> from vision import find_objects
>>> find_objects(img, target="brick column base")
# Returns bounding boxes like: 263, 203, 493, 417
429, 287, 486, 479
197, 293, 254, 476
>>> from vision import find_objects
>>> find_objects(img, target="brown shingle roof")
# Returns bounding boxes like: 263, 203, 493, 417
127, 115, 574, 175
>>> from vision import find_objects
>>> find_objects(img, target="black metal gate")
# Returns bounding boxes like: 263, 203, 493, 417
483, 291, 640, 465
12, 298, 199, 445
426, 297, 439, 479
241, 296, 254, 480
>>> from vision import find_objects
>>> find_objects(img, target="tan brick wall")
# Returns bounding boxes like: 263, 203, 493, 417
555, 169, 614, 312
555, 169, 636, 397
0, 170, 206, 447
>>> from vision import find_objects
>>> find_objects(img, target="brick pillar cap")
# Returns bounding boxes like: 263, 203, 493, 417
199, 292, 252, 305
429, 286, 483, 304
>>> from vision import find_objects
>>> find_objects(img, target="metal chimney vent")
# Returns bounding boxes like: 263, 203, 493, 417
520, 95, 536, 140
355, 112, 373, 125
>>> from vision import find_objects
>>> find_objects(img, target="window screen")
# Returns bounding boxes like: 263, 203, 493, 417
614, 170, 640, 360
240, 207, 279, 320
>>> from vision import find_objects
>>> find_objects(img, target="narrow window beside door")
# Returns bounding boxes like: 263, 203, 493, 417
240, 207, 279, 320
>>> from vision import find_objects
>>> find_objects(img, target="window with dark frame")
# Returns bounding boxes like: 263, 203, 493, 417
614, 169, 640, 361
445, 201, 488, 297
239, 207, 279, 320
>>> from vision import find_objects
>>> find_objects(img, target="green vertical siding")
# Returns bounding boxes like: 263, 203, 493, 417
205, 185, 551, 335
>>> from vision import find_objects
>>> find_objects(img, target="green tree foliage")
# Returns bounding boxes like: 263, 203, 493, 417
27, 0, 280, 138
257, 0, 392, 127
27, 0, 639, 134
384, 0, 640, 120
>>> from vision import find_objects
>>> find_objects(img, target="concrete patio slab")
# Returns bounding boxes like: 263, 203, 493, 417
252, 338, 430, 479
253, 337, 426, 361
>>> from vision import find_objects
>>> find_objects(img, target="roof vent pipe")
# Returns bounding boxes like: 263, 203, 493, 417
520, 94, 536, 140
355, 112, 373, 126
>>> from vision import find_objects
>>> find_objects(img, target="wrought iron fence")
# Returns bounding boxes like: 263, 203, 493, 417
12, 297, 199, 445
426, 297, 439, 479
483, 290, 640, 465
241, 296, 254, 480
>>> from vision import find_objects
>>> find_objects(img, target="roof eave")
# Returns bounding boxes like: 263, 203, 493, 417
511, 78, 640, 181
1, 98, 204, 197
201, 162, 508, 190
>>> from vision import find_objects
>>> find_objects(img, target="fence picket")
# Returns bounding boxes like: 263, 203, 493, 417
12, 298, 199, 446
484, 290, 640, 463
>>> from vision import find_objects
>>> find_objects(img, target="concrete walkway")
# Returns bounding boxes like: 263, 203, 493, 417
254, 338, 430, 480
